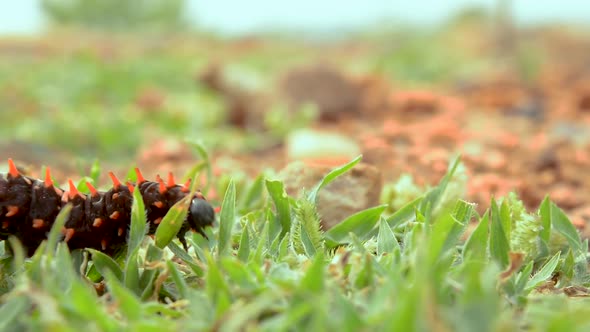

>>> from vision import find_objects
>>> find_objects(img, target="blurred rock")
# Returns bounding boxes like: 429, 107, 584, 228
281, 65, 364, 121
197, 62, 264, 129
279, 161, 382, 229
286, 129, 361, 163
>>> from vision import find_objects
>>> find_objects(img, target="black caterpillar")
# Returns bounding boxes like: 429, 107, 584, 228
0, 159, 215, 256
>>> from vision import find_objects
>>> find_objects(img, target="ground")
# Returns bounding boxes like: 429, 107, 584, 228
1, 21, 589, 233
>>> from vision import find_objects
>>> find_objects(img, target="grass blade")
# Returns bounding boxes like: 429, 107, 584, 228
265, 179, 292, 235
128, 188, 148, 260
307, 155, 362, 203
324, 204, 387, 247
217, 180, 236, 257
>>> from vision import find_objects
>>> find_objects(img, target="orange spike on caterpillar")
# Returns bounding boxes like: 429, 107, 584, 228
7, 158, 19, 178
181, 178, 191, 193
108, 171, 122, 188
135, 167, 146, 184
167, 172, 176, 188
0, 160, 216, 257
44, 167, 53, 188
126, 181, 135, 193
156, 174, 166, 194
86, 181, 99, 197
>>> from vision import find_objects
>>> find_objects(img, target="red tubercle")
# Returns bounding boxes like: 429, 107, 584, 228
167, 172, 176, 187
126, 181, 135, 193
44, 167, 53, 188
156, 175, 166, 194
86, 181, 99, 197
68, 179, 81, 199
108, 172, 122, 188
134, 167, 146, 184
7, 158, 19, 177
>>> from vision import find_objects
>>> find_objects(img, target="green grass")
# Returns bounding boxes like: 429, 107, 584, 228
1, 156, 590, 331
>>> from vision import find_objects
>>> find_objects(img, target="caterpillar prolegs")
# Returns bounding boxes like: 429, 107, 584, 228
0, 159, 215, 256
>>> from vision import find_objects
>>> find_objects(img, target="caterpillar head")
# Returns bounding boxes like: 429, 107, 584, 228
187, 195, 215, 238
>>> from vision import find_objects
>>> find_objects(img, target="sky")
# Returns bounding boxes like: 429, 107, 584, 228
1, 0, 589, 35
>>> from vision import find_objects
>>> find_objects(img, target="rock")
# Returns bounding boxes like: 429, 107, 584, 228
279, 161, 382, 229
281, 65, 364, 121
286, 129, 361, 164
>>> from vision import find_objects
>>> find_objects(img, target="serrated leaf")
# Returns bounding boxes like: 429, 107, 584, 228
307, 155, 362, 203
218, 180, 236, 257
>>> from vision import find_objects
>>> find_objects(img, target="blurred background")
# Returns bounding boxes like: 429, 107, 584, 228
1, 0, 590, 228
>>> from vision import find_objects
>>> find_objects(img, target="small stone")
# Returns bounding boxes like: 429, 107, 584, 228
279, 161, 382, 229
286, 129, 361, 164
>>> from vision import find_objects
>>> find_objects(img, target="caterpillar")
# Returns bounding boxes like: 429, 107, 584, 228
0, 158, 215, 256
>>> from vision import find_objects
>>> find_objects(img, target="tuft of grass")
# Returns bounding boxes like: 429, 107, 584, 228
1, 156, 590, 331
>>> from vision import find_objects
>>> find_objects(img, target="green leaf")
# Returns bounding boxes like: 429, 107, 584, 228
128, 188, 148, 260
490, 199, 510, 268
549, 201, 583, 254
167, 260, 189, 299
419, 156, 461, 217
429, 200, 473, 263
463, 210, 490, 260
237, 226, 250, 262
187, 139, 212, 193
307, 155, 362, 203
538, 196, 552, 253
88, 249, 123, 281
167, 241, 203, 277
324, 205, 387, 247
499, 199, 511, 243
385, 196, 422, 228
154, 194, 191, 249
241, 174, 265, 210
377, 217, 399, 255
89, 159, 101, 184
45, 204, 73, 257
265, 179, 292, 235
0, 296, 29, 331
205, 253, 232, 318
218, 180, 236, 257
104, 271, 143, 322
526, 252, 561, 291
124, 248, 141, 295
299, 252, 325, 293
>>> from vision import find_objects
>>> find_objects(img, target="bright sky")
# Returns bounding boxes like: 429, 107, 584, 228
1, 0, 589, 35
